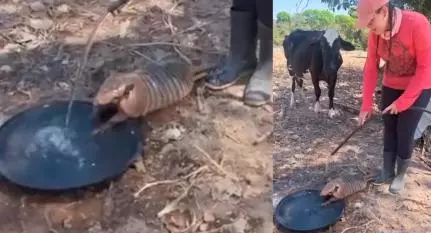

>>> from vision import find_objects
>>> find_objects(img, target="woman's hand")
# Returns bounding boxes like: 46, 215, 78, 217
382, 102, 399, 115
358, 111, 371, 126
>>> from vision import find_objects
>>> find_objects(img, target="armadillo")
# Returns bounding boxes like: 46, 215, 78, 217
320, 175, 371, 206
91, 62, 209, 134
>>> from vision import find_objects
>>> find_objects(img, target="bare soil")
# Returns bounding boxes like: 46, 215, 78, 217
273, 47, 431, 233
0, 1, 273, 233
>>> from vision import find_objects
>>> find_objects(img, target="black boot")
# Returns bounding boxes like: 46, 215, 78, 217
205, 8, 258, 90
243, 20, 272, 106
371, 151, 396, 185
389, 157, 411, 194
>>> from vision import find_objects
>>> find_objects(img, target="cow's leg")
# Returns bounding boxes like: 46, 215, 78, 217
290, 74, 296, 108
327, 78, 341, 118
311, 73, 321, 113
297, 76, 307, 104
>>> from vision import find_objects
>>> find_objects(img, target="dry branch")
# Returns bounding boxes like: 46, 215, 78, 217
192, 144, 240, 181
133, 165, 208, 198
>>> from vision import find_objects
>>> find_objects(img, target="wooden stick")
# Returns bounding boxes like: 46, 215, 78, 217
330, 116, 374, 156
330, 106, 431, 156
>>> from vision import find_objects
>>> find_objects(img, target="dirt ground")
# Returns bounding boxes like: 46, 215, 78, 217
273, 47, 431, 233
0, 1, 273, 232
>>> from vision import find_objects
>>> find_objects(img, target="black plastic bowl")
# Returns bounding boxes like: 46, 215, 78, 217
274, 189, 345, 233
0, 100, 142, 190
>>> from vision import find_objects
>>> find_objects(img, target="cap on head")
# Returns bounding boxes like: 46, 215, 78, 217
355, 0, 389, 29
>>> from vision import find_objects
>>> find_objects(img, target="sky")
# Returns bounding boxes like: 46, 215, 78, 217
273, 0, 348, 19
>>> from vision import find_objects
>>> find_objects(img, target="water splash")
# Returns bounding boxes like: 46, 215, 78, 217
25, 126, 80, 158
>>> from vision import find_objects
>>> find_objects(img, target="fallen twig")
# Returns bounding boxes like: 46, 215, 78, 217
192, 144, 240, 181
0, 32, 27, 46
417, 155, 431, 170
205, 90, 243, 102
334, 102, 360, 115
340, 220, 375, 233
101, 41, 158, 63
157, 180, 196, 218
127, 42, 226, 54
43, 207, 58, 233
253, 129, 273, 145
133, 165, 208, 198
163, 3, 192, 65
402, 197, 431, 209
223, 130, 242, 144
411, 171, 431, 176
356, 165, 368, 176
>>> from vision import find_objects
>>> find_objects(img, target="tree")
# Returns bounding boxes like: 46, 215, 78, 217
334, 15, 355, 41
320, 0, 407, 11
295, 9, 335, 29
272, 8, 368, 49
320, 0, 431, 19
276, 11, 291, 25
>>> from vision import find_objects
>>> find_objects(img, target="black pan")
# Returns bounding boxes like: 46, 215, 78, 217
274, 189, 345, 233
0, 100, 142, 190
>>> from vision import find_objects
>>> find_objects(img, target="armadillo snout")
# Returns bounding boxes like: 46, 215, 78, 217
90, 103, 119, 125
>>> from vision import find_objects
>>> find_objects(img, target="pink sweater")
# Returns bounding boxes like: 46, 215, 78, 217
361, 10, 431, 113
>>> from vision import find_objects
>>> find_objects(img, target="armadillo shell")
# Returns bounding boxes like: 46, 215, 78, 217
140, 63, 194, 114
336, 176, 367, 198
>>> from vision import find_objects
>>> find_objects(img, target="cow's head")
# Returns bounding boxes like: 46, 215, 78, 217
284, 29, 325, 76
285, 30, 324, 59
319, 29, 355, 78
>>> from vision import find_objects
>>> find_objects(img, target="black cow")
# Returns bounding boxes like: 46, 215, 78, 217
283, 28, 355, 118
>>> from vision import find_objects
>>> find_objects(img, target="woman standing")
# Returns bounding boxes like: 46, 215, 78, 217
356, 0, 431, 194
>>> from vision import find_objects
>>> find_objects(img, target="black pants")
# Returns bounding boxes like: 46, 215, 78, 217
381, 86, 431, 159
232, 0, 272, 28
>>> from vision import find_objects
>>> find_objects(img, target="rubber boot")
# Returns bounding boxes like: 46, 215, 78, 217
389, 157, 411, 194
371, 151, 396, 185
205, 8, 258, 90
243, 20, 272, 106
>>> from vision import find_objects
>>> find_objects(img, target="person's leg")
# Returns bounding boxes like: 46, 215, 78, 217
390, 88, 431, 193
243, 0, 272, 106
255, 0, 272, 28
371, 86, 401, 185
205, 0, 258, 90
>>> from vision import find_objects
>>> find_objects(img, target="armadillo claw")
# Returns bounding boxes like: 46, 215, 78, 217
321, 196, 338, 206
197, 99, 210, 115
321, 200, 332, 207
91, 126, 108, 136
132, 156, 146, 173
91, 120, 116, 136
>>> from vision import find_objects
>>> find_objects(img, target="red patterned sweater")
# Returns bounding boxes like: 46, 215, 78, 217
361, 10, 431, 113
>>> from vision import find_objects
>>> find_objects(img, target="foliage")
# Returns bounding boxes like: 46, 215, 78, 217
273, 9, 367, 50
273, 0, 431, 48
276, 11, 291, 25
320, 0, 431, 19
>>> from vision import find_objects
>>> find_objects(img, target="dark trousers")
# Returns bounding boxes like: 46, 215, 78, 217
232, 0, 272, 28
381, 86, 431, 159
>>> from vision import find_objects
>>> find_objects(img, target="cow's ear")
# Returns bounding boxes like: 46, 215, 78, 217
340, 39, 355, 51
